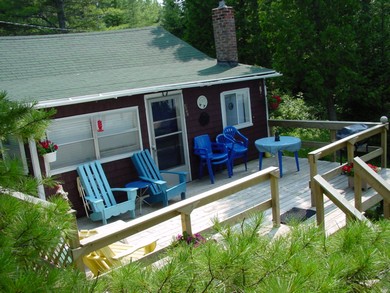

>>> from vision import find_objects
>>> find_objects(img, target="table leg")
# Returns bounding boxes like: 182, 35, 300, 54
278, 151, 283, 177
294, 151, 300, 171
259, 152, 264, 170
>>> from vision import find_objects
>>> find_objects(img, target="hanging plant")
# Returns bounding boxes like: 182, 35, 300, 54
37, 139, 58, 155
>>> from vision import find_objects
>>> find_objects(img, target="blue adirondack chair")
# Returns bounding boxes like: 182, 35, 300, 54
220, 126, 249, 174
131, 149, 187, 207
193, 134, 232, 184
77, 161, 137, 225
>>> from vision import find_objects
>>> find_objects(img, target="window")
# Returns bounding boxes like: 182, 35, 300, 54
220, 88, 252, 129
46, 107, 142, 174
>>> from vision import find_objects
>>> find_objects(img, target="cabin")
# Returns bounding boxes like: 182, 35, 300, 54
0, 4, 281, 216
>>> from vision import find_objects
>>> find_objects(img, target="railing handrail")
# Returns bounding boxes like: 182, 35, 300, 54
307, 123, 386, 160
269, 119, 381, 130
312, 174, 373, 232
352, 157, 390, 217
307, 122, 388, 206
71, 166, 281, 270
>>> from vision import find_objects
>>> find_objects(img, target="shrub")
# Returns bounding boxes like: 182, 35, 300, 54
99, 214, 390, 292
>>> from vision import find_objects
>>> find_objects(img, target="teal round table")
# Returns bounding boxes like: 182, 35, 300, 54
255, 136, 301, 177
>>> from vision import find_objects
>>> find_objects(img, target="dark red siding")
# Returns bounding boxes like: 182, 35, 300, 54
40, 80, 268, 217
183, 80, 267, 180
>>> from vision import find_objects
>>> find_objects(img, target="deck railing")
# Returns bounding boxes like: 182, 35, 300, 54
268, 119, 385, 152
312, 157, 390, 232
70, 167, 281, 273
269, 117, 388, 231
9, 118, 388, 275
306, 121, 388, 206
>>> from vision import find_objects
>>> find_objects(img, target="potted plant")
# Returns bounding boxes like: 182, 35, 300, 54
342, 162, 379, 190
268, 95, 282, 110
37, 139, 58, 162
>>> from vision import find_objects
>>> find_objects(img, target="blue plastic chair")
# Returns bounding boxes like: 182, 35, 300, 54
193, 134, 232, 184
77, 161, 137, 225
131, 149, 187, 207
220, 126, 248, 174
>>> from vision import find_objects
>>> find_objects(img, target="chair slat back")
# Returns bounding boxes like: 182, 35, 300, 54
194, 135, 213, 156
131, 150, 163, 195
224, 126, 238, 140
77, 161, 116, 208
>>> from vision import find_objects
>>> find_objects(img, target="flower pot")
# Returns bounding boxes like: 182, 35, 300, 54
269, 102, 279, 110
43, 151, 57, 163
348, 176, 369, 191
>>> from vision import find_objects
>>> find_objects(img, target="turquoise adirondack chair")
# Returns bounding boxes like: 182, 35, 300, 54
77, 161, 137, 225
131, 149, 187, 207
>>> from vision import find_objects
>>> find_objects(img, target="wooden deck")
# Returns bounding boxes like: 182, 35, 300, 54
77, 156, 389, 250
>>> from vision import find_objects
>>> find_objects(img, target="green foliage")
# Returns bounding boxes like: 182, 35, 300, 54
182, 0, 215, 57
0, 194, 91, 292
260, 0, 389, 121
97, 214, 390, 292
0, 92, 57, 194
0, 91, 55, 142
269, 91, 329, 143
0, 92, 93, 290
0, 0, 161, 35
161, 0, 185, 38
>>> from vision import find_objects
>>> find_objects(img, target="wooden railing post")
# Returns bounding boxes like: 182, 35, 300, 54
380, 117, 388, 168
270, 169, 280, 227
68, 210, 85, 273
312, 176, 325, 230
178, 203, 198, 236
354, 172, 363, 211
308, 153, 318, 207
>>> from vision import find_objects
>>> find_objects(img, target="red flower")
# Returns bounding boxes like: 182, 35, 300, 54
268, 95, 282, 110
342, 162, 379, 177
37, 139, 58, 155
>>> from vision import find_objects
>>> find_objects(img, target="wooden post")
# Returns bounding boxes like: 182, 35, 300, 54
178, 204, 198, 236
180, 213, 193, 236
270, 170, 280, 227
330, 129, 337, 162
354, 172, 363, 212
308, 154, 318, 207
383, 200, 390, 219
346, 140, 355, 164
380, 124, 388, 168
68, 210, 85, 273
312, 177, 325, 230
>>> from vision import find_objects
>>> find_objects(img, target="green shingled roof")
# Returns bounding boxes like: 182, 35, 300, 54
0, 26, 278, 107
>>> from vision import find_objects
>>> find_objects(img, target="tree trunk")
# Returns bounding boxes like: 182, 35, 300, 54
327, 95, 337, 121
55, 0, 66, 31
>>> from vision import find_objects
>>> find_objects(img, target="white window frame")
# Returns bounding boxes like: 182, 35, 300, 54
46, 106, 142, 175
220, 87, 253, 129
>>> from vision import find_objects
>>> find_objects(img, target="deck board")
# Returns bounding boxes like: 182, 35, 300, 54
77, 156, 389, 249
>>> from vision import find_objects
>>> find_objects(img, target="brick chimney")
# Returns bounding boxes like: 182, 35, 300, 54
212, 1, 238, 67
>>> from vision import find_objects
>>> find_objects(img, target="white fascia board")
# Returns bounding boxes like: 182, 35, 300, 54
35, 71, 282, 109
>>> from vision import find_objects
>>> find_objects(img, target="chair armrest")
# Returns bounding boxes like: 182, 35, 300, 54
139, 176, 166, 186
160, 170, 187, 176
211, 142, 228, 153
111, 187, 137, 201
110, 239, 158, 260
194, 147, 208, 156
235, 132, 249, 147
160, 171, 187, 183
85, 196, 104, 211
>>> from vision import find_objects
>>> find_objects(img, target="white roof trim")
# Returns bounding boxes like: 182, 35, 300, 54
35, 71, 282, 109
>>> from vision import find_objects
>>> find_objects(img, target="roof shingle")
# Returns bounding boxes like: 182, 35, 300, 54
0, 26, 277, 106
